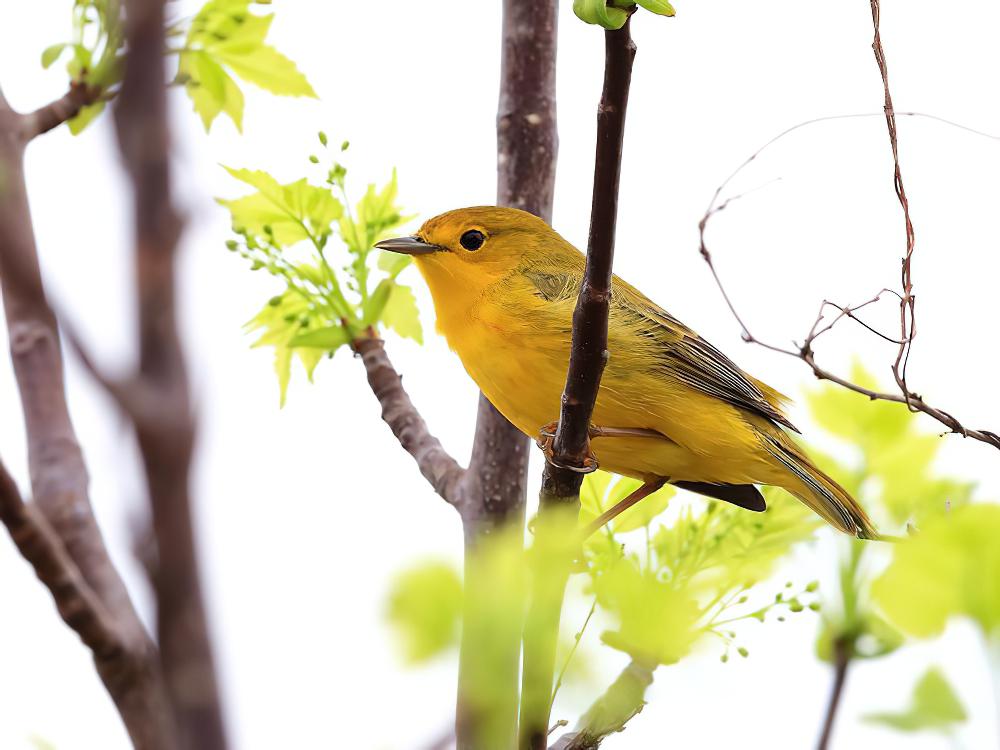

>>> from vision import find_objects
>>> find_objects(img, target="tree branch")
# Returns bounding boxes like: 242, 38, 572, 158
20, 83, 101, 141
105, 1, 228, 746
453, 2, 560, 747
521, 16, 636, 750
0, 68, 177, 750
353, 335, 466, 506
550, 660, 655, 750
816, 637, 852, 750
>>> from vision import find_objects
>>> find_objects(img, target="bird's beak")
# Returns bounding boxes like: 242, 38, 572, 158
374, 235, 442, 255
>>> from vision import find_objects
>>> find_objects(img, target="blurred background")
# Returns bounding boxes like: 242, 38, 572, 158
1, 0, 999, 747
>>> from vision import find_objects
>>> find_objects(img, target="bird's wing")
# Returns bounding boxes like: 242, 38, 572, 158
612, 276, 799, 432
524, 269, 797, 432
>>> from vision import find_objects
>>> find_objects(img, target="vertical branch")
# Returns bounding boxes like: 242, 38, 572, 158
816, 638, 852, 750
0, 60, 175, 750
111, 1, 228, 747
454, 1, 559, 747
869, 0, 917, 402
521, 17, 636, 750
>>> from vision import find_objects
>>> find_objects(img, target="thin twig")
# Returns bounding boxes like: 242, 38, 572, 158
20, 83, 101, 141
816, 637, 852, 750
697, 115, 1000, 449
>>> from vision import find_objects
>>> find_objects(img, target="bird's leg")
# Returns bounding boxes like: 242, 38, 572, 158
536, 422, 671, 474
580, 477, 668, 538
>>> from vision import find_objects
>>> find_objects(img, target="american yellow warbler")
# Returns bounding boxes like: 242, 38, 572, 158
377, 207, 877, 539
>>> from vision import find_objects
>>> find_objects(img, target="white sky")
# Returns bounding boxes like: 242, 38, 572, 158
1, 1, 1000, 748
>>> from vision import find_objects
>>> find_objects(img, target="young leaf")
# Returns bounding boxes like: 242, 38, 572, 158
863, 667, 966, 733
386, 561, 463, 664
179, 50, 245, 132
573, 0, 630, 29
288, 325, 349, 350
41, 43, 69, 69
636, 0, 676, 16
215, 44, 317, 98
381, 284, 423, 344
872, 503, 1000, 639
67, 102, 106, 135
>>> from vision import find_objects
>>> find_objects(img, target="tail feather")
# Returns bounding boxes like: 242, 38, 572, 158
763, 435, 880, 540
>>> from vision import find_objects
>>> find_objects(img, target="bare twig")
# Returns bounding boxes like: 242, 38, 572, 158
816, 637, 852, 750
521, 16, 637, 750
353, 335, 466, 505
697, 107, 1000, 449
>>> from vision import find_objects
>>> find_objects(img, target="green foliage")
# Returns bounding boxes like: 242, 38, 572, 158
804, 363, 977, 667
42, 0, 125, 134
175, 0, 316, 132
44, 0, 313, 135
863, 667, 967, 733
573, 0, 675, 30
873, 503, 1000, 640
386, 561, 463, 663
582, 474, 820, 666
221, 143, 420, 404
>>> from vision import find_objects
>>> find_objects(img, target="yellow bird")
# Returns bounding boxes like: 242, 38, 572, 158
376, 207, 877, 539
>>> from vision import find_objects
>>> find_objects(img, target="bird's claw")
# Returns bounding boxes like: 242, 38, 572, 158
535, 421, 599, 474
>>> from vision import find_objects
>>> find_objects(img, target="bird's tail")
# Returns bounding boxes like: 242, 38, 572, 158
762, 434, 880, 540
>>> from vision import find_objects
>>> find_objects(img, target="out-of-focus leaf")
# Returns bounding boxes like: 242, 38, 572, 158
386, 560, 463, 664
67, 101, 106, 135
594, 558, 700, 665
377, 249, 412, 278
41, 43, 68, 69
863, 667, 966, 733
179, 50, 245, 132
381, 284, 422, 344
872, 503, 1000, 638
578, 471, 672, 533
288, 324, 349, 350
215, 44, 316, 97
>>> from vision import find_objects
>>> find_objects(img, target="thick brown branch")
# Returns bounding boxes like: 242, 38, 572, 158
521, 17, 636, 750
353, 335, 466, 506
549, 660, 655, 750
1, 62, 176, 750
109, 2, 228, 747
453, 2, 560, 747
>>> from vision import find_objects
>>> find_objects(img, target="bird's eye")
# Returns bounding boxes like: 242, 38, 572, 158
460, 229, 486, 251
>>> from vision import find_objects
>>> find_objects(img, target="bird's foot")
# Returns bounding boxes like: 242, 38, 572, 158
535, 421, 599, 474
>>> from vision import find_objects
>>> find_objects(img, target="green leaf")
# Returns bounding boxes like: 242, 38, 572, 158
67, 101, 106, 135
41, 43, 68, 69
594, 558, 701, 665
288, 324, 349, 350
573, 0, 630, 28
863, 667, 966, 733
636, 0, 676, 16
219, 167, 342, 244
216, 44, 317, 97
179, 50, 245, 132
386, 560, 463, 664
381, 283, 422, 344
872, 503, 1000, 639
377, 249, 412, 279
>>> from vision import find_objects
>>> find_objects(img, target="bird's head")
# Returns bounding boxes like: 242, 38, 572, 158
375, 206, 561, 298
